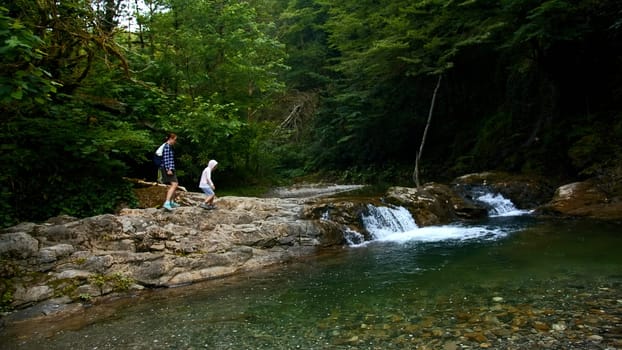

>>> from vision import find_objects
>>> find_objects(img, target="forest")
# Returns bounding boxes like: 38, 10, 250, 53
1, 0, 621, 226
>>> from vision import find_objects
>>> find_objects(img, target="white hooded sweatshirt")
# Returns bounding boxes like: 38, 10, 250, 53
199, 160, 218, 189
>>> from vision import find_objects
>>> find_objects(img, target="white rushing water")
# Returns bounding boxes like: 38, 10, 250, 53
362, 205, 418, 238
370, 224, 509, 244
356, 190, 531, 245
476, 192, 532, 217
360, 204, 508, 244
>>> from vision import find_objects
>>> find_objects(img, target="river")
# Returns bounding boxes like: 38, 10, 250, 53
1, 200, 621, 349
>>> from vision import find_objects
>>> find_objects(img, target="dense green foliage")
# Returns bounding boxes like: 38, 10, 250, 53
305, 0, 622, 181
1, 0, 621, 226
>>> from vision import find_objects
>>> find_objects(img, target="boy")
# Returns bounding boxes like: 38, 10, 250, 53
199, 160, 218, 209
161, 133, 180, 210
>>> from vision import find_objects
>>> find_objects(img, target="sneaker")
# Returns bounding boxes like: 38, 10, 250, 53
199, 203, 210, 210
163, 202, 174, 211
171, 201, 181, 208
207, 204, 217, 210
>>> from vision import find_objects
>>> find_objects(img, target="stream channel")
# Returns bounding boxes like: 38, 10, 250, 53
2, 192, 621, 349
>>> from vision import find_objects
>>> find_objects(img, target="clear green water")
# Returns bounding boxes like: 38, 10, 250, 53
3, 217, 622, 349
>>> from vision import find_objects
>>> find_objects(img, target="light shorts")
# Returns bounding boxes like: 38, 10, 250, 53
201, 186, 215, 196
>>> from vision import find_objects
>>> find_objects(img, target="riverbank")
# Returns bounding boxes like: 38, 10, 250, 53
2, 172, 621, 330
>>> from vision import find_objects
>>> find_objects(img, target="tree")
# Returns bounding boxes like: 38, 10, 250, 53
131, 0, 290, 183
0, 2, 152, 225
414, 75, 442, 188
308, 0, 505, 179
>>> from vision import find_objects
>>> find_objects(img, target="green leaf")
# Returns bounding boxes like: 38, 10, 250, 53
10, 89, 23, 100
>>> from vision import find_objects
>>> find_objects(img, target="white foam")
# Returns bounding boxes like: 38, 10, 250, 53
374, 224, 508, 244
359, 204, 510, 245
476, 193, 531, 217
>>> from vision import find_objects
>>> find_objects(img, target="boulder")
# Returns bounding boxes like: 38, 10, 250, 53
302, 199, 372, 239
451, 171, 557, 209
12, 285, 54, 307
537, 179, 622, 220
0, 232, 39, 259
384, 183, 487, 226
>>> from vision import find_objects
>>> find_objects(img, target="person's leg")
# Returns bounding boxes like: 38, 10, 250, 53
201, 187, 214, 203
199, 188, 215, 209
163, 171, 179, 209
204, 194, 214, 204
166, 181, 178, 202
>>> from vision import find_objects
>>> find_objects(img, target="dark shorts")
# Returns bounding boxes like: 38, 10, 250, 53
161, 169, 178, 184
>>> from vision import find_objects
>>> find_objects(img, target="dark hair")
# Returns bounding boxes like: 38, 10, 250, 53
164, 133, 177, 142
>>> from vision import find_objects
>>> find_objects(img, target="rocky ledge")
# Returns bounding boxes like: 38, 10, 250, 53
2, 171, 621, 324
0, 192, 350, 323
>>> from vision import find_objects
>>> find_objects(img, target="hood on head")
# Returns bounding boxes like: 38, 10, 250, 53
208, 160, 218, 169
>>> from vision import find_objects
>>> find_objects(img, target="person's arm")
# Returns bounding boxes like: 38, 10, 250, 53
206, 168, 215, 189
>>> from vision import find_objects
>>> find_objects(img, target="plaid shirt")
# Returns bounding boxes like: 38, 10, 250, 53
163, 143, 175, 171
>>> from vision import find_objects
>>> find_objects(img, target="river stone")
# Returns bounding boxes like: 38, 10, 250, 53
385, 183, 487, 226
117, 239, 135, 251
39, 244, 75, 263
167, 266, 238, 286
150, 243, 166, 251
75, 284, 106, 297
82, 255, 115, 273
39, 297, 73, 315
588, 335, 603, 343
55, 269, 93, 280
552, 322, 566, 331
40, 225, 76, 242
12, 285, 54, 306
0, 232, 39, 259
132, 258, 173, 285
533, 321, 550, 332
38, 249, 57, 264
464, 331, 488, 342
1, 222, 37, 234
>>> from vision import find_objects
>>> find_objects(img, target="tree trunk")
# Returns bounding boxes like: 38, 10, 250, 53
414, 74, 442, 188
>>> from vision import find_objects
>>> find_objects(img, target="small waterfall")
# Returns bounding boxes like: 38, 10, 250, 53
475, 192, 531, 217
357, 203, 512, 244
361, 204, 418, 240
349, 194, 528, 245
